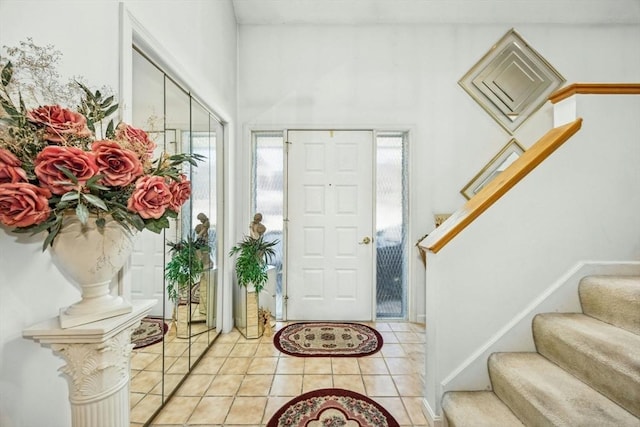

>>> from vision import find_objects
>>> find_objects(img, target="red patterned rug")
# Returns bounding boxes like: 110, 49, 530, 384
273, 322, 383, 357
131, 317, 168, 349
267, 388, 400, 427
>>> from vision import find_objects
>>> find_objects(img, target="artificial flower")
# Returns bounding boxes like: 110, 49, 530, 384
0, 58, 203, 248
26, 104, 92, 143
0, 148, 28, 184
127, 175, 173, 220
0, 182, 52, 227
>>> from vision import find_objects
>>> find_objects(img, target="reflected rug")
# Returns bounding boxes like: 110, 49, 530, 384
267, 388, 400, 427
273, 322, 383, 357
131, 317, 168, 349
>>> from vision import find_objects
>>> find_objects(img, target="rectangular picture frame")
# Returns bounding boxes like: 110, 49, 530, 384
461, 138, 525, 200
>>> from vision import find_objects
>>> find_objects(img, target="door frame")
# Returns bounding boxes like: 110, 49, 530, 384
247, 124, 415, 322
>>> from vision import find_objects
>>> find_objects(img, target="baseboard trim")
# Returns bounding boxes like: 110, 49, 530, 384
423, 398, 443, 427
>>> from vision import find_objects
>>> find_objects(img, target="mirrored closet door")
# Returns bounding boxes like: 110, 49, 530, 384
128, 47, 222, 425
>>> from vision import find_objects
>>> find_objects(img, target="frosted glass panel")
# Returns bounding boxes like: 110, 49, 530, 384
253, 132, 284, 317
376, 133, 407, 318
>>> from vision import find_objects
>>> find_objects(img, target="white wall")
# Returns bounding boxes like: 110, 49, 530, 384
424, 94, 640, 418
237, 23, 640, 321
0, 1, 237, 425
124, 0, 237, 122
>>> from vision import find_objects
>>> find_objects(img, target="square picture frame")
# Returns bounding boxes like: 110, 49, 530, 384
461, 138, 525, 200
458, 28, 565, 134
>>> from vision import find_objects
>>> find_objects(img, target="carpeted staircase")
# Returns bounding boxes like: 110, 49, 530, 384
442, 275, 640, 426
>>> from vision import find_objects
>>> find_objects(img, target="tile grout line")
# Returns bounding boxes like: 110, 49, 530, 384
149, 322, 426, 426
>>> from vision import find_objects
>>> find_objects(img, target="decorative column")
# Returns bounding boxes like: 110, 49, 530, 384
23, 299, 155, 427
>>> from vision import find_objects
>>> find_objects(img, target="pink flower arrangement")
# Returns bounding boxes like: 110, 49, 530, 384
27, 105, 93, 143
0, 60, 202, 248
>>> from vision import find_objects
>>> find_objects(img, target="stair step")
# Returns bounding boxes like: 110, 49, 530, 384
533, 313, 640, 417
579, 275, 640, 335
489, 352, 639, 426
442, 391, 524, 427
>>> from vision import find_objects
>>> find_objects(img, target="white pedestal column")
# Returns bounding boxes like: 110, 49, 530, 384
23, 299, 155, 427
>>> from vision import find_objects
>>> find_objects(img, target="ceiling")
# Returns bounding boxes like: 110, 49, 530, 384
231, 0, 640, 25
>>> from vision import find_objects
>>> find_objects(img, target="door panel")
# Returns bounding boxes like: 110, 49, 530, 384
286, 130, 373, 320
130, 232, 168, 317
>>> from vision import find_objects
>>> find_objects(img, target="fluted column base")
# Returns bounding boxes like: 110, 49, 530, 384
24, 299, 155, 427
70, 380, 130, 427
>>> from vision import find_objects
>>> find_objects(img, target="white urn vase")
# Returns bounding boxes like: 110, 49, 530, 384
50, 214, 135, 328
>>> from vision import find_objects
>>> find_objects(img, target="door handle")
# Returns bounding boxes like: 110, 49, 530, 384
359, 236, 372, 245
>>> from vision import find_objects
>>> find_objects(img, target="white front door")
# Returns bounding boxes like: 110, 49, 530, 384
286, 130, 374, 321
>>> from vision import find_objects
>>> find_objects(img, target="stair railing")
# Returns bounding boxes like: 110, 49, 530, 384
419, 83, 640, 257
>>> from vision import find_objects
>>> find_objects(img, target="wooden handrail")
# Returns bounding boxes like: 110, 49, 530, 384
549, 83, 640, 104
420, 118, 582, 254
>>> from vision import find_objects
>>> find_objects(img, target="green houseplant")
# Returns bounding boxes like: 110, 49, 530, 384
165, 236, 208, 304
229, 235, 278, 293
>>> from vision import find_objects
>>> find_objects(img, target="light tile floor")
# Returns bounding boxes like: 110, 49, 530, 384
145, 321, 428, 426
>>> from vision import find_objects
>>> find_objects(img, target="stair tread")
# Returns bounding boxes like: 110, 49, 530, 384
442, 391, 524, 427
579, 275, 640, 335
534, 313, 640, 373
490, 352, 639, 426
534, 313, 640, 417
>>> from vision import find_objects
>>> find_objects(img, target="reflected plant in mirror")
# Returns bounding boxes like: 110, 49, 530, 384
165, 236, 208, 304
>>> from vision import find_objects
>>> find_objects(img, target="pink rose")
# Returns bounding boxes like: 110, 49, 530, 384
127, 175, 172, 219
168, 174, 191, 212
0, 182, 52, 227
115, 123, 156, 160
0, 148, 28, 184
34, 146, 98, 195
91, 140, 143, 187
27, 105, 92, 143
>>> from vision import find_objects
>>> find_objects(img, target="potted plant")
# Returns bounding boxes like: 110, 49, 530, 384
229, 235, 278, 338
165, 236, 207, 335
229, 235, 278, 293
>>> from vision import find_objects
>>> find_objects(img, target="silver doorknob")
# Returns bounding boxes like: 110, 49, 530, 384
359, 236, 372, 245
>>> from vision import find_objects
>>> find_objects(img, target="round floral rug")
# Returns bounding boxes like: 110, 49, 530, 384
273, 322, 383, 357
267, 388, 400, 427
131, 317, 168, 349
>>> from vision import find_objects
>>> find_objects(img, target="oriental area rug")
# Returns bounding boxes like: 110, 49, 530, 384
267, 388, 400, 427
131, 317, 168, 349
273, 322, 383, 357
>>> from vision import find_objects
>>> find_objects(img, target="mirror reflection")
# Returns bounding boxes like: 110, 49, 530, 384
128, 48, 221, 424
